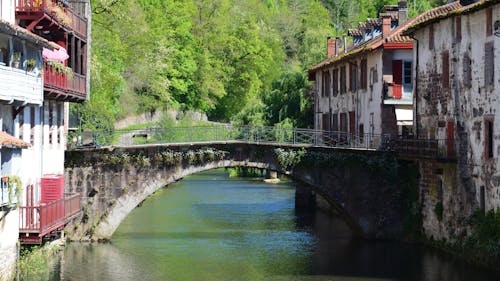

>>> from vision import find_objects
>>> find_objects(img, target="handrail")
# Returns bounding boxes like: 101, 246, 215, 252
76, 125, 456, 159
19, 193, 81, 233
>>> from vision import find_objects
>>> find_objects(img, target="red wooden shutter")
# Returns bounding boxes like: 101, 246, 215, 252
392, 60, 403, 99
349, 111, 356, 135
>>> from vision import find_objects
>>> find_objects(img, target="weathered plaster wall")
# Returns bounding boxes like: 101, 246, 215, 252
65, 143, 415, 241
0, 209, 18, 281
414, 3, 500, 240
315, 50, 385, 136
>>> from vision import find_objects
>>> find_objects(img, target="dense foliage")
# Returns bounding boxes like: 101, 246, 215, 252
75, 0, 445, 130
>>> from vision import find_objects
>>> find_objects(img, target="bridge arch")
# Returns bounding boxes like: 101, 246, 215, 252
65, 142, 413, 241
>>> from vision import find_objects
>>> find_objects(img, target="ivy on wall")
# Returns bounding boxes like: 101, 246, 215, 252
68, 148, 230, 168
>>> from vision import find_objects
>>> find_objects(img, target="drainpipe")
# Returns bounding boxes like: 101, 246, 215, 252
411, 36, 419, 138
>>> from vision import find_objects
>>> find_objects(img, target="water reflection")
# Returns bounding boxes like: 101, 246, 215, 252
49, 170, 498, 281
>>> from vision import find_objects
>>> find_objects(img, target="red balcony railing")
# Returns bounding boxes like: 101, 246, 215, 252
19, 193, 81, 239
16, 0, 87, 37
44, 62, 67, 89
64, 192, 81, 218
44, 62, 86, 99
19, 197, 65, 233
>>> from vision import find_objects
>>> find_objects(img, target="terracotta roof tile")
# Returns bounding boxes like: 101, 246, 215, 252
308, 0, 484, 73
348, 29, 363, 36
366, 18, 382, 27
0, 131, 31, 148
0, 19, 54, 49
404, 0, 498, 35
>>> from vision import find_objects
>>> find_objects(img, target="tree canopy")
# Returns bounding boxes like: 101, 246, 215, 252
75, 0, 445, 131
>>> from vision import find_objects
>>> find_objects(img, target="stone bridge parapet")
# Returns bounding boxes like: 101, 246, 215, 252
65, 142, 418, 241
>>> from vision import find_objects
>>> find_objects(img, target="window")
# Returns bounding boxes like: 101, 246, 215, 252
359, 124, 364, 143
332, 69, 339, 96
349, 111, 356, 135
57, 103, 63, 144
49, 102, 53, 144
30, 106, 36, 145
463, 53, 472, 89
486, 7, 492, 36
340, 113, 347, 132
485, 118, 494, 159
479, 186, 485, 213
485, 42, 494, 88
455, 17, 461, 43
322, 113, 329, 131
442, 51, 449, 89
429, 25, 434, 50
325, 71, 331, 97
340, 66, 346, 94
332, 113, 339, 131
403, 61, 412, 85
360, 59, 367, 89
349, 62, 357, 92
321, 71, 328, 97
392, 60, 403, 99
19, 110, 24, 140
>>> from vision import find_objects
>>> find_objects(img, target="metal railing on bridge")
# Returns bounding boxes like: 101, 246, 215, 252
75, 126, 455, 160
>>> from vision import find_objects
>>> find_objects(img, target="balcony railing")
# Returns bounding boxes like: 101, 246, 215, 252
0, 64, 44, 105
43, 62, 86, 99
16, 0, 87, 37
0, 177, 18, 207
19, 193, 81, 234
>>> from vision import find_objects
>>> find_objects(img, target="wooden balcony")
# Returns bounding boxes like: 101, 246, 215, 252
19, 192, 81, 244
44, 61, 86, 102
0, 63, 44, 105
16, 0, 87, 38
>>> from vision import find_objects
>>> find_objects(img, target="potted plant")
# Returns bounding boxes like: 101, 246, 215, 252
47, 60, 73, 78
26, 59, 37, 72
11, 52, 21, 68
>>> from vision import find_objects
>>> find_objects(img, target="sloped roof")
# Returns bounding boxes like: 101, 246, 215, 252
0, 131, 31, 148
366, 18, 382, 27
309, 15, 416, 73
404, 0, 498, 35
348, 29, 363, 36
0, 19, 54, 49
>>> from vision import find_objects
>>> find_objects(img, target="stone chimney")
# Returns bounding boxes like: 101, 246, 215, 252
327, 37, 336, 58
382, 14, 392, 38
398, 1, 408, 25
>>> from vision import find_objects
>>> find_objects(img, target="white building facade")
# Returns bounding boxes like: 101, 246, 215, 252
0, 5, 53, 278
309, 1, 415, 144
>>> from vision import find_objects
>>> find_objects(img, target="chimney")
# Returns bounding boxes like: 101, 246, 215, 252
327, 37, 336, 58
382, 14, 392, 38
343, 36, 347, 53
398, 1, 408, 25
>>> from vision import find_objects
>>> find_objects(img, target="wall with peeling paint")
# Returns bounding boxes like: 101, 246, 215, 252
413, 3, 500, 240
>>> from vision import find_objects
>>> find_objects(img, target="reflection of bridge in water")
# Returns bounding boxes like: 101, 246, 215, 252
80, 125, 456, 160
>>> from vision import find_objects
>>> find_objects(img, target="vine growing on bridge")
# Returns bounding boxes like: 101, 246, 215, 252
84, 148, 229, 168
274, 148, 306, 170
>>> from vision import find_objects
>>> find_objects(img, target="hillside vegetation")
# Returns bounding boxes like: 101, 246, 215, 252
76, 0, 445, 131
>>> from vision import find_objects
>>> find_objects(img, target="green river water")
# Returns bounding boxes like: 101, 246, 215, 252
46, 169, 498, 281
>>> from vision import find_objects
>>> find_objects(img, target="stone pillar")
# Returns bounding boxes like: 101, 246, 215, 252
266, 170, 278, 179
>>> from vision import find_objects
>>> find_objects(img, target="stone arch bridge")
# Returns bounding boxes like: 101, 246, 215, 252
65, 137, 420, 241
